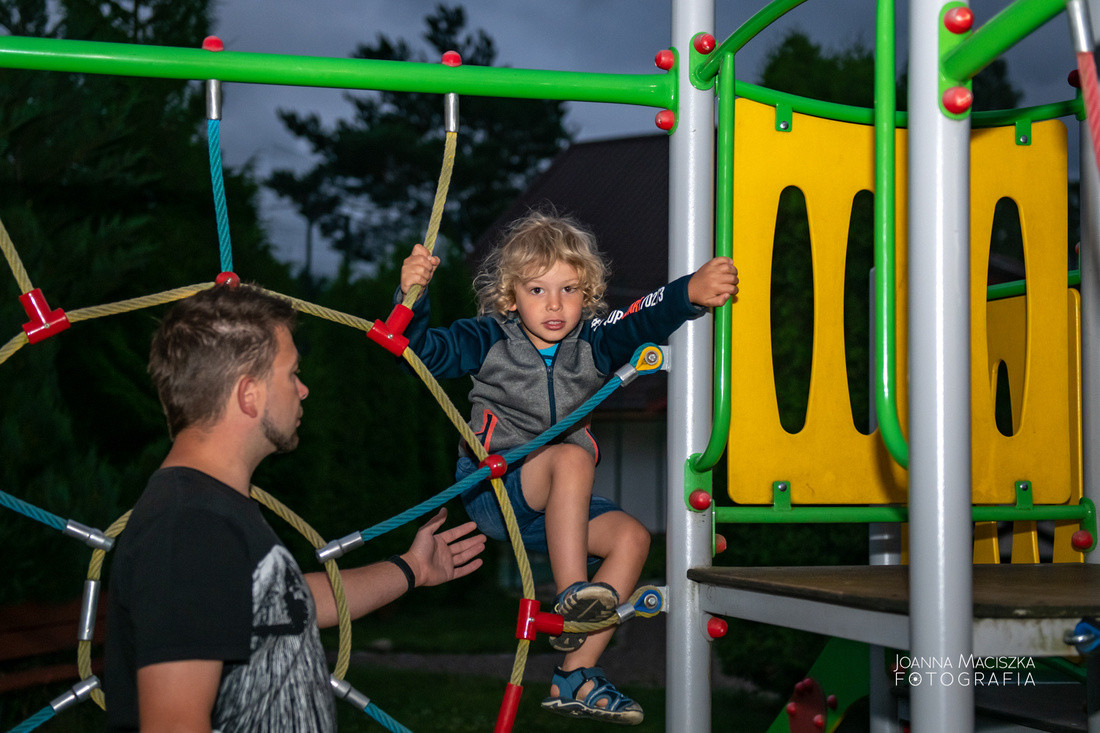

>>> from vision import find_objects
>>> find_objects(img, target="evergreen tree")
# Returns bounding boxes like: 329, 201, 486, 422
0, 0, 290, 603
269, 4, 572, 268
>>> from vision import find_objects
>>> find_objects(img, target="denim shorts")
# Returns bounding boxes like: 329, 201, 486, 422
456, 455, 620, 555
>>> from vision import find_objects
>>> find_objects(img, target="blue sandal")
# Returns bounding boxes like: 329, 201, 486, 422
549, 581, 619, 652
541, 666, 644, 725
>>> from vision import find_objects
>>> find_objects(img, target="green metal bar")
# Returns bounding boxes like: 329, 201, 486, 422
942, 0, 1068, 82
874, 0, 908, 468
735, 81, 1081, 127
0, 35, 673, 108
698, 0, 810, 83
692, 50, 736, 473
713, 503, 1092, 525
986, 269, 1081, 301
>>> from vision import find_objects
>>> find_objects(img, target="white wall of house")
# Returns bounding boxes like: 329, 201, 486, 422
591, 417, 668, 534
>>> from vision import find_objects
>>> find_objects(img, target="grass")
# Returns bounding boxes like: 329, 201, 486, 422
0, 667, 781, 733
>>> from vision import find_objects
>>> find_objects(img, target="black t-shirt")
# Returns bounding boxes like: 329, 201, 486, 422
104, 467, 335, 732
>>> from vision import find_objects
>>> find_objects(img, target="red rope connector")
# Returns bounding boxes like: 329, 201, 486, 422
515, 598, 564, 641
479, 454, 508, 479
494, 683, 523, 733
367, 305, 413, 356
19, 288, 70, 344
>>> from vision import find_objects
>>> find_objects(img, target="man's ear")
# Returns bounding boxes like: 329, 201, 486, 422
236, 375, 262, 419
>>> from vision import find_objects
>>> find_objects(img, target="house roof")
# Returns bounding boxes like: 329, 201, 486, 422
472, 134, 671, 300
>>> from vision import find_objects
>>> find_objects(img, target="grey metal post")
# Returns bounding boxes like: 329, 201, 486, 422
907, 0, 974, 731
1077, 6, 1100, 732
666, 0, 715, 730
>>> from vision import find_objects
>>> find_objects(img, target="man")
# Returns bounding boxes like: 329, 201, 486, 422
104, 283, 485, 732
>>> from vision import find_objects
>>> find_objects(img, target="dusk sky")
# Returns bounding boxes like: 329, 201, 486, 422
206, 1, 1081, 275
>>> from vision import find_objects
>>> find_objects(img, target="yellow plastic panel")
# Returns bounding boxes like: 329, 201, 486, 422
726, 99, 1073, 507
1054, 289, 1085, 563
727, 98, 907, 504
971, 121, 1069, 505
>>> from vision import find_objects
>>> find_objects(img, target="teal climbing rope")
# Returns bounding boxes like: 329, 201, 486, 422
0, 488, 66, 531
356, 344, 661, 543
207, 118, 233, 273
5, 706, 54, 733
366, 703, 413, 733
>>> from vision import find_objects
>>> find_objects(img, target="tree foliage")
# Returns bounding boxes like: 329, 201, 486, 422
269, 4, 572, 268
0, 0, 290, 603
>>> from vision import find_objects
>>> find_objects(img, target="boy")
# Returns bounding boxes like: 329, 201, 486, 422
399, 211, 737, 724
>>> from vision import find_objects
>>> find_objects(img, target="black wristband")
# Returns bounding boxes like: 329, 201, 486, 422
387, 554, 416, 592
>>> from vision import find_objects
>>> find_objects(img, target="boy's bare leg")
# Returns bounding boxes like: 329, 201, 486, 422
520, 444, 596, 590
553, 510, 651, 702
521, 445, 651, 704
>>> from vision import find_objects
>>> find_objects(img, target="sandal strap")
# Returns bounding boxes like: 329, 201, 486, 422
550, 666, 638, 713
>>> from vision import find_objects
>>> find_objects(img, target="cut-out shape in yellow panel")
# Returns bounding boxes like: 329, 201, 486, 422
726, 98, 1072, 507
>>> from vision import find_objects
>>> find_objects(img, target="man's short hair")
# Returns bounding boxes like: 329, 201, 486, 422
149, 285, 297, 438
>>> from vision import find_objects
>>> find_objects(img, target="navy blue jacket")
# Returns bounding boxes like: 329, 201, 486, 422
405, 274, 704, 459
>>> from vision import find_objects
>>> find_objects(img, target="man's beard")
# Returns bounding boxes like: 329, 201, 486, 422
262, 413, 299, 454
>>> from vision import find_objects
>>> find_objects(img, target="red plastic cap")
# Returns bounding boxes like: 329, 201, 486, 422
654, 49, 675, 70
706, 617, 728, 639
479, 454, 508, 479
655, 110, 676, 131
714, 534, 728, 553
215, 271, 240, 287
942, 86, 973, 115
827, 694, 838, 709
943, 6, 974, 34
693, 33, 716, 55
786, 702, 798, 715
813, 714, 826, 729
688, 489, 711, 511
202, 36, 224, 52
442, 50, 462, 67
1070, 69, 1082, 88
1072, 530, 1094, 550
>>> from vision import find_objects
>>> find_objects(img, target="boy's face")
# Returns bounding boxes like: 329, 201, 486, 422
509, 260, 584, 349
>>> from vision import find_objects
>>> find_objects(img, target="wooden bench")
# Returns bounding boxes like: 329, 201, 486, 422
0, 597, 105, 694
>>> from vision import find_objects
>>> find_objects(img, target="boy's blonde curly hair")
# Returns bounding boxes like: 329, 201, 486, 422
475, 210, 611, 319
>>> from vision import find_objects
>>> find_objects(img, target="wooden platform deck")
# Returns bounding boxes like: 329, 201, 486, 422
688, 564, 1100, 657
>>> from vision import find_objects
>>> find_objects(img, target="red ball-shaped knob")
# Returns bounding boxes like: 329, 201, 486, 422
706, 617, 728, 639
813, 713, 826, 729
688, 489, 711, 511
479, 454, 508, 479
655, 110, 676, 131
714, 534, 728, 553
655, 49, 675, 70
1072, 530, 1094, 550
943, 6, 974, 34
442, 50, 462, 67
693, 33, 716, 55
942, 86, 973, 114
215, 271, 240, 287
786, 702, 798, 716
202, 36, 224, 52
827, 694, 838, 709
1070, 69, 1082, 89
